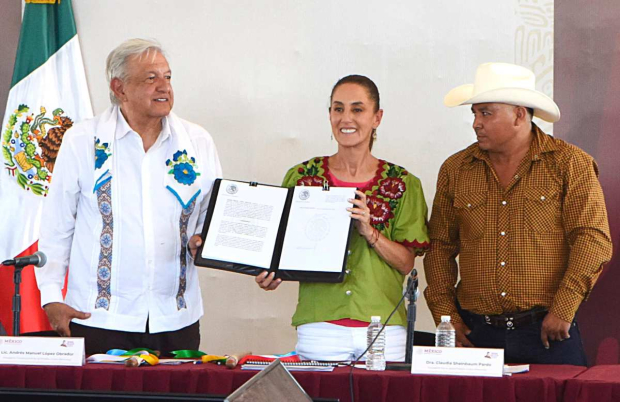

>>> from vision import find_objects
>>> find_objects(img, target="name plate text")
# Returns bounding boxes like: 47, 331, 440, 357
0, 336, 85, 366
411, 346, 504, 377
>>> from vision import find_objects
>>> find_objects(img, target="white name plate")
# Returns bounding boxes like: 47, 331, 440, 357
411, 346, 504, 377
0, 336, 85, 366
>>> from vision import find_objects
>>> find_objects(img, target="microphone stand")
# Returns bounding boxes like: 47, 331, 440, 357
386, 269, 418, 371
2, 262, 25, 336
404, 270, 418, 364
3, 253, 46, 337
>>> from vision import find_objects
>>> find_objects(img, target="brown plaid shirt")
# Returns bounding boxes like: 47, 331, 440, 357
424, 125, 612, 324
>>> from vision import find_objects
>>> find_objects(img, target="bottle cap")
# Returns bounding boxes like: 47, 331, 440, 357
371, 316, 381, 322
440, 315, 451, 322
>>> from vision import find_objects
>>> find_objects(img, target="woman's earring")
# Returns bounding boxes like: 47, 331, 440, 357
372, 129, 377, 141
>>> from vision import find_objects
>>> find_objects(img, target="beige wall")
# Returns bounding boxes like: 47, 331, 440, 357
64, 0, 552, 355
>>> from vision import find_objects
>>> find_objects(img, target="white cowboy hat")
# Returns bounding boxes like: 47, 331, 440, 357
444, 62, 560, 123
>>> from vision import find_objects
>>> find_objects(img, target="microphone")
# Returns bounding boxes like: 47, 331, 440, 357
2, 251, 47, 267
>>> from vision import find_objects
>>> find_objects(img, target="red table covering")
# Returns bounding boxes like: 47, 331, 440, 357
0, 363, 587, 402
564, 365, 620, 402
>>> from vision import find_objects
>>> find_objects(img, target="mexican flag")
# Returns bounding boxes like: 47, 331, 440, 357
0, 0, 92, 335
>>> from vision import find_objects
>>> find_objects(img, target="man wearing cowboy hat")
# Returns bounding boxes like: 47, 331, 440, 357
424, 63, 612, 364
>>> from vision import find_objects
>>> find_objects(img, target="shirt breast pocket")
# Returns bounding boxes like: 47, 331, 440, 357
454, 192, 487, 241
523, 187, 563, 233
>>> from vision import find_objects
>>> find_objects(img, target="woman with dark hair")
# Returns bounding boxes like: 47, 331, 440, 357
256, 75, 429, 361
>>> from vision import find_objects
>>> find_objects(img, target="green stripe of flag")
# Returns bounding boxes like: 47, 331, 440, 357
11, 0, 77, 87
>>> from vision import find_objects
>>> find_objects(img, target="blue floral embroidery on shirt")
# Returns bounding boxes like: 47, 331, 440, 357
100, 233, 112, 248
94, 138, 111, 170
95, 179, 113, 310
176, 199, 196, 310
98, 266, 111, 281
96, 298, 109, 309
99, 201, 111, 216
166, 150, 200, 186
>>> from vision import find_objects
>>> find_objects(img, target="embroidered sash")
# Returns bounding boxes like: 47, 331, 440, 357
92, 106, 201, 310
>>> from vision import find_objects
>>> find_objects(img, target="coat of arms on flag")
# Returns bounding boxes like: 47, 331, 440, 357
0, 0, 91, 335
3, 105, 74, 196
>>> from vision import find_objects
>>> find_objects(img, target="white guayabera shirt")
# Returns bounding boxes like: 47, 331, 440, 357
36, 107, 222, 334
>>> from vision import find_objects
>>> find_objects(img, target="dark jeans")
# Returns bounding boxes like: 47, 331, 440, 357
458, 307, 587, 366
70, 320, 200, 356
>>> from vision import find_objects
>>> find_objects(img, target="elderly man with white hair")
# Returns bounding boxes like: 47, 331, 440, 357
35, 38, 222, 355
424, 63, 612, 365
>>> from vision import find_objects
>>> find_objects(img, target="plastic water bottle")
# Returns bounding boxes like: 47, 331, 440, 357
435, 315, 456, 347
366, 316, 386, 371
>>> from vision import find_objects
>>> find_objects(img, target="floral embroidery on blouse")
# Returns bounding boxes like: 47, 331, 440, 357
379, 177, 406, 199
367, 195, 394, 227
296, 157, 325, 187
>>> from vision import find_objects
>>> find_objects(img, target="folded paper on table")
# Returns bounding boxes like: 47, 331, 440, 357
86, 354, 130, 364
86, 351, 159, 366
503, 364, 530, 375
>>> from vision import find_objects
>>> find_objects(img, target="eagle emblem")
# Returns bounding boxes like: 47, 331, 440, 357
2, 104, 73, 196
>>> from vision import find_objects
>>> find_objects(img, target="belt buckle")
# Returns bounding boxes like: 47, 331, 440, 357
506, 316, 515, 330
484, 315, 491, 325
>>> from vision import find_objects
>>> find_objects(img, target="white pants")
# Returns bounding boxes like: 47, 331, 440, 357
296, 322, 407, 361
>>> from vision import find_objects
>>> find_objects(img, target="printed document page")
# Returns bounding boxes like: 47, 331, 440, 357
278, 186, 355, 272
201, 180, 288, 269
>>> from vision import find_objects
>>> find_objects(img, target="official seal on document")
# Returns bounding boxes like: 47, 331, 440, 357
305, 215, 330, 241
226, 183, 238, 194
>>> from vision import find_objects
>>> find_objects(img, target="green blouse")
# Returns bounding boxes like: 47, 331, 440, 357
282, 156, 430, 327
